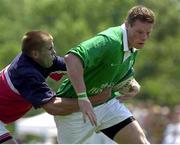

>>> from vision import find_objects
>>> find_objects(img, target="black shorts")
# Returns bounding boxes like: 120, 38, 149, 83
101, 116, 135, 139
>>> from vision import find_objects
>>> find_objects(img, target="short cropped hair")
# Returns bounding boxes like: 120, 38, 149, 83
126, 5, 155, 26
21, 30, 53, 55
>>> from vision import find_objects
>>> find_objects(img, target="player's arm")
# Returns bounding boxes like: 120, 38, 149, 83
42, 87, 112, 115
116, 78, 141, 101
42, 97, 78, 115
63, 53, 97, 126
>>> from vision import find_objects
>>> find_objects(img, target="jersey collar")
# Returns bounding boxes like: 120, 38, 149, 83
120, 23, 137, 52
120, 23, 137, 62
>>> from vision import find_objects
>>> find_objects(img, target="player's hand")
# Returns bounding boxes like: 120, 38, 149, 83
118, 85, 139, 101
78, 99, 97, 126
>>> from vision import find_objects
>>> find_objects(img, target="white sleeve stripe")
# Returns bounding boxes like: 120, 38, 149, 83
4, 65, 20, 95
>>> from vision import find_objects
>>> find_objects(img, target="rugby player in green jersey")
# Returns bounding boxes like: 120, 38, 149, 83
55, 5, 155, 144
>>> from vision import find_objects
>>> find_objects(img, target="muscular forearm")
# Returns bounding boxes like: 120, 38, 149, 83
42, 97, 79, 115
42, 88, 112, 115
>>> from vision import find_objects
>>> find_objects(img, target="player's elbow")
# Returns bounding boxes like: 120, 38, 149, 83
41, 99, 61, 115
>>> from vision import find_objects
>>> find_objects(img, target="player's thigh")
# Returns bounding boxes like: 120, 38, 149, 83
98, 98, 133, 131
96, 99, 149, 144
114, 120, 149, 144
54, 112, 114, 144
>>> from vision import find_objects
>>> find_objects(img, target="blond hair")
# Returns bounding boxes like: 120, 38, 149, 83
21, 30, 53, 55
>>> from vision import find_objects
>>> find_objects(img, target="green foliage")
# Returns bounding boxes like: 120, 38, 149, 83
0, 0, 179, 107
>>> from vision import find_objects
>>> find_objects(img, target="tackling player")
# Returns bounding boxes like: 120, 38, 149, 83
0, 30, 112, 143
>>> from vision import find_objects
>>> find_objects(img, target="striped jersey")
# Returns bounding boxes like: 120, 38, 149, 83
0, 53, 66, 124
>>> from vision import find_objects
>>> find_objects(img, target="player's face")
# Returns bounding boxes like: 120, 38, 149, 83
38, 41, 56, 68
126, 20, 154, 49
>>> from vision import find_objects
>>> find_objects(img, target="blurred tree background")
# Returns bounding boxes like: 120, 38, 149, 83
0, 0, 179, 106
0, 0, 180, 143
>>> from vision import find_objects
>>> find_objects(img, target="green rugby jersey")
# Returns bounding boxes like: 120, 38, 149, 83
57, 26, 138, 98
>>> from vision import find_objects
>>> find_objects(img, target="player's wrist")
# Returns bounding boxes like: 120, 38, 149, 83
77, 92, 89, 101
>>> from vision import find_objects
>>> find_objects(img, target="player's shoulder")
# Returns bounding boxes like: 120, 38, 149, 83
10, 54, 42, 78
98, 26, 122, 39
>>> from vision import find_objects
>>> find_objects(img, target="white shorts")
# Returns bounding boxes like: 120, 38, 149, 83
0, 121, 12, 143
54, 98, 133, 144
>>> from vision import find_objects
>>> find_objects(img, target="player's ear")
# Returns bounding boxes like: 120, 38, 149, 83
31, 50, 40, 59
125, 21, 129, 29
